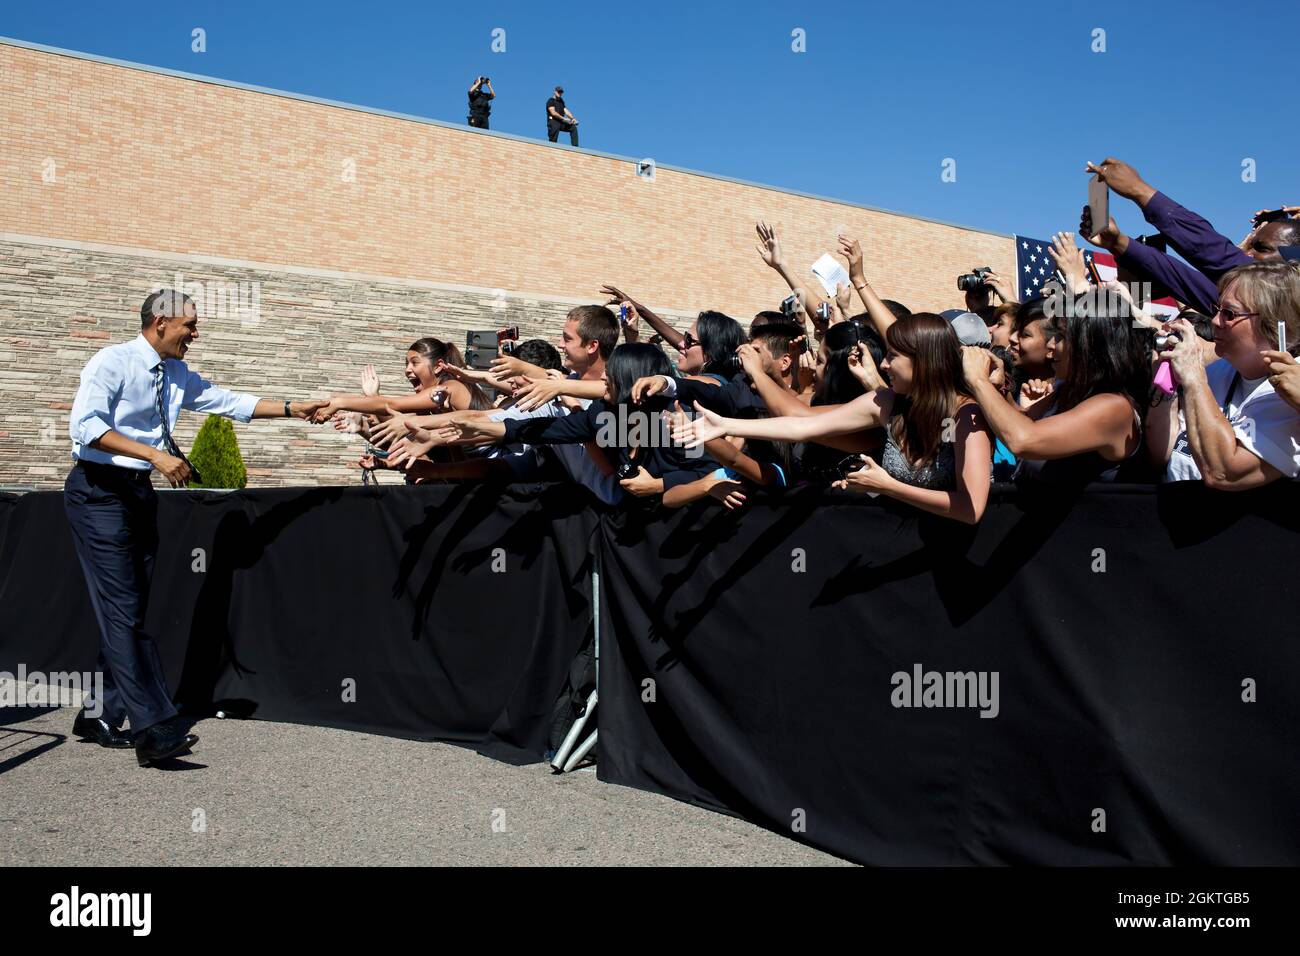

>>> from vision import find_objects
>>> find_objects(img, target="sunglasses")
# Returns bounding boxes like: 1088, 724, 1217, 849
1213, 307, 1258, 325
681, 331, 700, 350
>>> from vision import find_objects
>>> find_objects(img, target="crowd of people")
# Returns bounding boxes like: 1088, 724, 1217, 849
316, 158, 1300, 520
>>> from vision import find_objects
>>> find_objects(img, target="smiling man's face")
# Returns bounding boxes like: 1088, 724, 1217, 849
155, 301, 199, 360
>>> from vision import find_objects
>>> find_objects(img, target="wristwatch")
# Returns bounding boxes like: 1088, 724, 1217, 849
284, 401, 292, 418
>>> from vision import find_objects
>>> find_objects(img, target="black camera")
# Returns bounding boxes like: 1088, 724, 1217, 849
957, 266, 993, 292
716, 352, 744, 377
780, 293, 800, 317
836, 455, 867, 478
615, 453, 639, 480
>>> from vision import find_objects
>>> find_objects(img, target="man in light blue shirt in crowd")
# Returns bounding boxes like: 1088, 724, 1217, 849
64, 288, 326, 767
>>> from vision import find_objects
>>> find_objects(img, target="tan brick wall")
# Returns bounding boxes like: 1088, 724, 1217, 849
0, 40, 1015, 489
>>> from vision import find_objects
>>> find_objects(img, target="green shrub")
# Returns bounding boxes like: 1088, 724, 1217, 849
188, 415, 247, 489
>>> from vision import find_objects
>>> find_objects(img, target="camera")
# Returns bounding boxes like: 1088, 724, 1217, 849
1155, 330, 1181, 351
615, 453, 639, 480
957, 266, 993, 292
780, 293, 800, 317
716, 352, 744, 376
836, 455, 867, 478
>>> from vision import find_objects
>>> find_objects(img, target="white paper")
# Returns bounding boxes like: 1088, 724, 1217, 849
810, 254, 850, 297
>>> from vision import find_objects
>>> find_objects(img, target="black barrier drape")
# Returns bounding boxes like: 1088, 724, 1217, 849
0, 483, 597, 763
595, 482, 1300, 865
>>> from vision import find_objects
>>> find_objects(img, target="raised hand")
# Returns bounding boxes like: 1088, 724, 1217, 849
1261, 349, 1300, 412
735, 342, 770, 380
1048, 231, 1089, 294
846, 342, 878, 390
961, 345, 995, 383
1085, 158, 1155, 206
835, 281, 853, 318
598, 283, 631, 306
1160, 318, 1207, 386
983, 270, 1017, 303
1080, 205, 1126, 253
837, 234, 864, 281
755, 221, 785, 270
360, 364, 380, 397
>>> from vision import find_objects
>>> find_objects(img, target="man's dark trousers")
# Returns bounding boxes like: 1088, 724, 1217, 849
63, 461, 177, 734
548, 123, 578, 147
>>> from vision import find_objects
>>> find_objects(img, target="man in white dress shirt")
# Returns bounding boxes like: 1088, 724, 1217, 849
64, 288, 326, 767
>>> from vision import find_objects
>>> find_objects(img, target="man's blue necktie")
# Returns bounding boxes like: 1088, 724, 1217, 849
153, 363, 202, 484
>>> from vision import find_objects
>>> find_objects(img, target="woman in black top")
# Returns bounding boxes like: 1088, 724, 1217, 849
962, 296, 1151, 486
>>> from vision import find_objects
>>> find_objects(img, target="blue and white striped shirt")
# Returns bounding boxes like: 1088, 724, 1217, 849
69, 334, 260, 471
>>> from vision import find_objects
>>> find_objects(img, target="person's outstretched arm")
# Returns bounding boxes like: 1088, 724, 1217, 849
1086, 158, 1250, 279
674, 388, 889, 447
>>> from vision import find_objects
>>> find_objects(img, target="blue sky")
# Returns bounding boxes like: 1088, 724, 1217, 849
4, 0, 1297, 244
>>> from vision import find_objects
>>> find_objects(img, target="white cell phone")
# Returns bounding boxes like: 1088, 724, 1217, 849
1280, 321, 1288, 354
1088, 175, 1109, 232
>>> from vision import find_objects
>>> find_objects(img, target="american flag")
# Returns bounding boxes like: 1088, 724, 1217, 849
1015, 235, 1180, 319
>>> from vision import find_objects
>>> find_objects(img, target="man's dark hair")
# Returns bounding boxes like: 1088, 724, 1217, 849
750, 320, 804, 362
140, 288, 194, 329
512, 338, 563, 372
881, 300, 911, 321
1013, 296, 1050, 334
567, 305, 620, 360
750, 310, 786, 336
1271, 219, 1300, 248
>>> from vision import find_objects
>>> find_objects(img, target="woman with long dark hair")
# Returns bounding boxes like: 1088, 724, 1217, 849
961, 295, 1151, 485
676, 310, 746, 381
673, 313, 994, 523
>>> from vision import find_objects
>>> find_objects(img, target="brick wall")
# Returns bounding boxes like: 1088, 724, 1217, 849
0, 39, 1015, 488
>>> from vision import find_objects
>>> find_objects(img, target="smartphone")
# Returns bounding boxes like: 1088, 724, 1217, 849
1254, 208, 1290, 227
1280, 321, 1288, 354
816, 302, 830, 322
618, 305, 629, 325
1087, 175, 1109, 234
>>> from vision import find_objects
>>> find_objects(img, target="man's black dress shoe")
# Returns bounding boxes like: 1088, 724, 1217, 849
134, 719, 199, 767
71, 709, 133, 749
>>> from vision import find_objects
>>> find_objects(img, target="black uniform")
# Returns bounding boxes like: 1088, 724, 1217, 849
468, 88, 493, 129
546, 94, 578, 146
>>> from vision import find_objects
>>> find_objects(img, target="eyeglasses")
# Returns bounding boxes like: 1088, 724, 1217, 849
681, 331, 700, 350
1213, 307, 1258, 325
